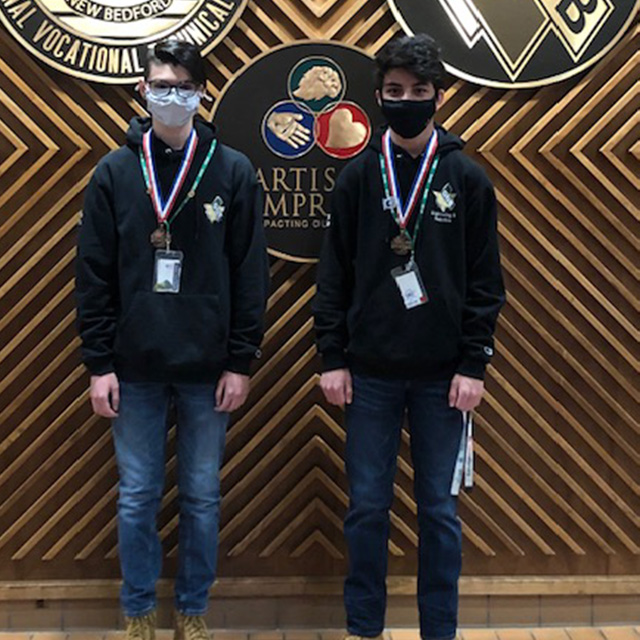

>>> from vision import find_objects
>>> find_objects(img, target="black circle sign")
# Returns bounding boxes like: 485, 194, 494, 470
213, 41, 383, 263
0, 0, 246, 83
388, 0, 639, 88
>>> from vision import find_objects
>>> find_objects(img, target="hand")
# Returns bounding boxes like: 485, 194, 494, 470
90, 373, 120, 418
215, 371, 250, 413
448, 374, 484, 412
320, 368, 353, 407
267, 112, 311, 149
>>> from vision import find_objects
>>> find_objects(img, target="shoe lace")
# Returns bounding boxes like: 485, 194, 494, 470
183, 615, 209, 640
127, 615, 151, 640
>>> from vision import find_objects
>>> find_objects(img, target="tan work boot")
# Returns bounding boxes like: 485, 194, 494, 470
174, 611, 210, 640
124, 610, 156, 640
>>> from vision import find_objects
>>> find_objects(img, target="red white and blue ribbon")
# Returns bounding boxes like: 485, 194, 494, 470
382, 128, 438, 228
142, 128, 198, 224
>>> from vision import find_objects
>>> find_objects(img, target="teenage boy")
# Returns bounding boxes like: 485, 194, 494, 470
314, 34, 505, 640
76, 40, 268, 640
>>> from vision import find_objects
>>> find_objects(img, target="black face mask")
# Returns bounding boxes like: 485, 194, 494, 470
380, 98, 437, 139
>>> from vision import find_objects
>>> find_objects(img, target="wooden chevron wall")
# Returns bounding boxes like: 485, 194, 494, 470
0, 0, 638, 587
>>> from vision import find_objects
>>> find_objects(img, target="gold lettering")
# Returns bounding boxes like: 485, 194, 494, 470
53, 33, 71, 58
256, 168, 268, 192
324, 167, 336, 192
198, 10, 219, 31
208, 5, 229, 20
42, 28, 62, 52
131, 47, 144, 73
310, 167, 319, 192
95, 47, 108, 73
6, 0, 31, 20
32, 19, 54, 44
88, 43, 98, 70
291, 193, 306, 217
120, 48, 133, 74
289, 167, 307, 192
309, 193, 328, 218
79, 41, 93, 67
272, 168, 291, 193
181, 21, 208, 45
173, 29, 196, 44
15, 5, 36, 26
63, 39, 81, 65
264, 193, 287, 217
108, 47, 119, 73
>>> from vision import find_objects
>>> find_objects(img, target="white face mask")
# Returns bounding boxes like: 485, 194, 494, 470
145, 88, 201, 127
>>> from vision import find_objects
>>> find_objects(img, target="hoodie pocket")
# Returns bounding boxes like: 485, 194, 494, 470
115, 292, 227, 374
348, 279, 461, 368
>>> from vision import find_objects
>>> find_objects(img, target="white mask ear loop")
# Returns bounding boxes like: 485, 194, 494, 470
201, 93, 213, 103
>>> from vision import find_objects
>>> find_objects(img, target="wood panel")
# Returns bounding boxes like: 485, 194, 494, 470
0, 0, 638, 584
1, 627, 640, 639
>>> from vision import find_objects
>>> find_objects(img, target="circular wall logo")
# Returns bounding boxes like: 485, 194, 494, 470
213, 42, 381, 263
0, 0, 246, 82
388, 0, 639, 87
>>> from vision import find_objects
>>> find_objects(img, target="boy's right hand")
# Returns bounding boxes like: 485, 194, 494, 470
320, 368, 353, 407
90, 373, 120, 418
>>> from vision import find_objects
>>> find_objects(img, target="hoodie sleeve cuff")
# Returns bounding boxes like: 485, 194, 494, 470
226, 353, 257, 376
84, 357, 115, 377
455, 357, 487, 381
321, 350, 349, 372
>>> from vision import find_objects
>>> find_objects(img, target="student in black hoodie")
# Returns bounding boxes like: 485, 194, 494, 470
314, 35, 505, 640
76, 41, 268, 640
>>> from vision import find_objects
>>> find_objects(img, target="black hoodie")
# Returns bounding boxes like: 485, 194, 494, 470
76, 116, 269, 383
313, 125, 505, 380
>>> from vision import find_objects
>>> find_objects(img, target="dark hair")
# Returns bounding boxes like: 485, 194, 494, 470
144, 40, 206, 86
375, 34, 446, 92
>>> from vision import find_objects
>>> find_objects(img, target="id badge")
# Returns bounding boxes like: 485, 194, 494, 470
390, 261, 428, 309
153, 250, 183, 294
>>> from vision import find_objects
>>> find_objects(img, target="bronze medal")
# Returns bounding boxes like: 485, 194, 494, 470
390, 233, 412, 256
150, 226, 168, 249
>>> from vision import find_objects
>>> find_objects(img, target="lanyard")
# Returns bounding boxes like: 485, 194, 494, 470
381, 128, 438, 228
380, 147, 440, 259
451, 412, 474, 496
139, 133, 218, 232
141, 128, 197, 224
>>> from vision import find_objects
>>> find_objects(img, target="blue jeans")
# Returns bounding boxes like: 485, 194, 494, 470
112, 382, 228, 616
344, 374, 463, 640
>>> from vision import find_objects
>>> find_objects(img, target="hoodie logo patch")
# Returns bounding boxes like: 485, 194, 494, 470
204, 196, 225, 224
431, 183, 457, 223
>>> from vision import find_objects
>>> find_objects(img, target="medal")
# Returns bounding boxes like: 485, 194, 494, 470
150, 226, 170, 249
140, 131, 218, 254
140, 129, 198, 251
379, 128, 440, 260
390, 233, 412, 256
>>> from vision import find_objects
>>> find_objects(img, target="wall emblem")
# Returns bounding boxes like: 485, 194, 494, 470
388, 0, 639, 87
0, 0, 246, 82
213, 42, 381, 263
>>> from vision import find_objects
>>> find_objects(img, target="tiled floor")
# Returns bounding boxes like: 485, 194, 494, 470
0, 629, 638, 640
